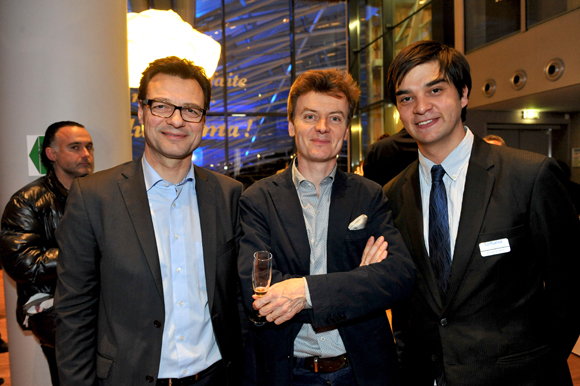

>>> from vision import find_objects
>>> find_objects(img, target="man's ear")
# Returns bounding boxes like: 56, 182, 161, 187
45, 147, 58, 162
138, 101, 144, 125
288, 121, 296, 137
460, 86, 469, 108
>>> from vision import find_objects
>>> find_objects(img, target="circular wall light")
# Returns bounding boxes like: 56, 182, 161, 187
510, 70, 527, 91
544, 58, 565, 82
482, 79, 496, 97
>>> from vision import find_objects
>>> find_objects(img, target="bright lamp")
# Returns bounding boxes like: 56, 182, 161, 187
127, 9, 221, 88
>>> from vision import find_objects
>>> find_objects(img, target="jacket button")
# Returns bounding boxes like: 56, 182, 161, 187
440, 318, 448, 326
431, 355, 438, 362
146, 375, 154, 383
154, 320, 162, 328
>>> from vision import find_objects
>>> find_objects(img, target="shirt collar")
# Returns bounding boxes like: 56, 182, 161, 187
291, 158, 337, 190
418, 126, 474, 183
142, 155, 195, 191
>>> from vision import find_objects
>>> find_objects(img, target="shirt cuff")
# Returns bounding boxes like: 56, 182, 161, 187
303, 277, 312, 309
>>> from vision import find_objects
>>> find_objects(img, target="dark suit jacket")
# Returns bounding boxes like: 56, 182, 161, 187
238, 166, 415, 386
384, 135, 580, 386
55, 157, 243, 386
364, 128, 418, 187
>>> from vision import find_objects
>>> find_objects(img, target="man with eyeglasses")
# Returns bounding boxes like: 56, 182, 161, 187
55, 56, 243, 386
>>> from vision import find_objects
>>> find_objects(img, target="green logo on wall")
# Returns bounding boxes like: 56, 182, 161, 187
29, 136, 46, 174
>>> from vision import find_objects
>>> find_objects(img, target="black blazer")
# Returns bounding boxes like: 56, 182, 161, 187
384, 135, 580, 386
238, 165, 415, 386
55, 157, 243, 386
363, 128, 418, 187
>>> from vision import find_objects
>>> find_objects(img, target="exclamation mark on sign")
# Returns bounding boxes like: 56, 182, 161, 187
245, 119, 253, 137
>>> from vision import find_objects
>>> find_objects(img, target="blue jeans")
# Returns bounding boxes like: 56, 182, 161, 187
292, 358, 357, 386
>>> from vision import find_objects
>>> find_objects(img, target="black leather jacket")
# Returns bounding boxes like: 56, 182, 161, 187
0, 169, 67, 330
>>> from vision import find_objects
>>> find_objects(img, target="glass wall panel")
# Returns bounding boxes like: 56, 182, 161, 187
294, 1, 348, 73
393, 3, 432, 54
465, 0, 520, 52
527, 0, 580, 27
358, 1, 382, 109
201, 115, 295, 181
221, 2, 291, 114
366, 103, 385, 146
393, 0, 428, 25
365, 38, 384, 106
195, 1, 225, 113
348, 0, 432, 166
356, 2, 376, 107
359, 42, 369, 108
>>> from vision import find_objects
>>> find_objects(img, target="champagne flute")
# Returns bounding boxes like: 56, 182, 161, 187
250, 251, 273, 326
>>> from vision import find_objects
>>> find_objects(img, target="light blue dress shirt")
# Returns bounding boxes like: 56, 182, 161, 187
418, 127, 474, 261
291, 160, 347, 358
142, 156, 221, 379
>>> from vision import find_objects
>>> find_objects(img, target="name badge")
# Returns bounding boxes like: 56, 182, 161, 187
479, 238, 511, 257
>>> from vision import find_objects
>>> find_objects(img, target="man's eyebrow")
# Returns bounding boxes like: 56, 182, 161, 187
395, 77, 448, 96
182, 102, 204, 109
152, 98, 203, 109
300, 107, 346, 116
426, 78, 447, 88
67, 141, 92, 147
300, 107, 319, 114
395, 89, 410, 97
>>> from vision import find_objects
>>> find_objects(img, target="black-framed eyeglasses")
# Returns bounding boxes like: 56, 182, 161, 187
142, 99, 207, 123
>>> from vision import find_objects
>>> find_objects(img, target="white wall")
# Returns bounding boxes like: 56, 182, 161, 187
466, 8, 580, 110
0, 1, 131, 384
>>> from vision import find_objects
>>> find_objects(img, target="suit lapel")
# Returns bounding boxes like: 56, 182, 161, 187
268, 167, 311, 274
444, 137, 495, 310
327, 170, 357, 272
402, 163, 443, 309
194, 166, 218, 309
118, 158, 164, 297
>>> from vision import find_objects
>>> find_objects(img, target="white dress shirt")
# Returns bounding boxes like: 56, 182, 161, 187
418, 127, 474, 261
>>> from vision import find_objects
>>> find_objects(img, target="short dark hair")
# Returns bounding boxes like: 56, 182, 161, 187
138, 56, 212, 110
386, 40, 472, 121
41, 121, 85, 171
288, 69, 361, 127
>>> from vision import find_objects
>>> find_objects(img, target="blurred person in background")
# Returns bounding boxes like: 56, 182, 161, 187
0, 121, 94, 386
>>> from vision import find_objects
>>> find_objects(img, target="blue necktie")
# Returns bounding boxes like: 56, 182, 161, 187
429, 165, 451, 297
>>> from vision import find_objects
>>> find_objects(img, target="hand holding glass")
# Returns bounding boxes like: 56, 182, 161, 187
250, 251, 273, 326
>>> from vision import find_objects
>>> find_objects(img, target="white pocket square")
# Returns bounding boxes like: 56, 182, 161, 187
348, 214, 368, 230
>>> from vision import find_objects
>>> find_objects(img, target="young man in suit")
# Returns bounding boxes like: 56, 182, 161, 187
384, 40, 580, 386
55, 57, 243, 386
238, 69, 415, 386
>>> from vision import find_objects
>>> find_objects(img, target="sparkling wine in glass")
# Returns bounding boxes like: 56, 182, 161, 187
250, 251, 272, 326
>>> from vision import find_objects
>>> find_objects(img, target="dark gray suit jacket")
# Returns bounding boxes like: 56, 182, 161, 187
384, 135, 580, 386
55, 157, 243, 386
363, 128, 418, 187
238, 165, 415, 386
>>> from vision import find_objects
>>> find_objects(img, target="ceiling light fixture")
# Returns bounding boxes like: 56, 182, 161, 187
127, 9, 221, 88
